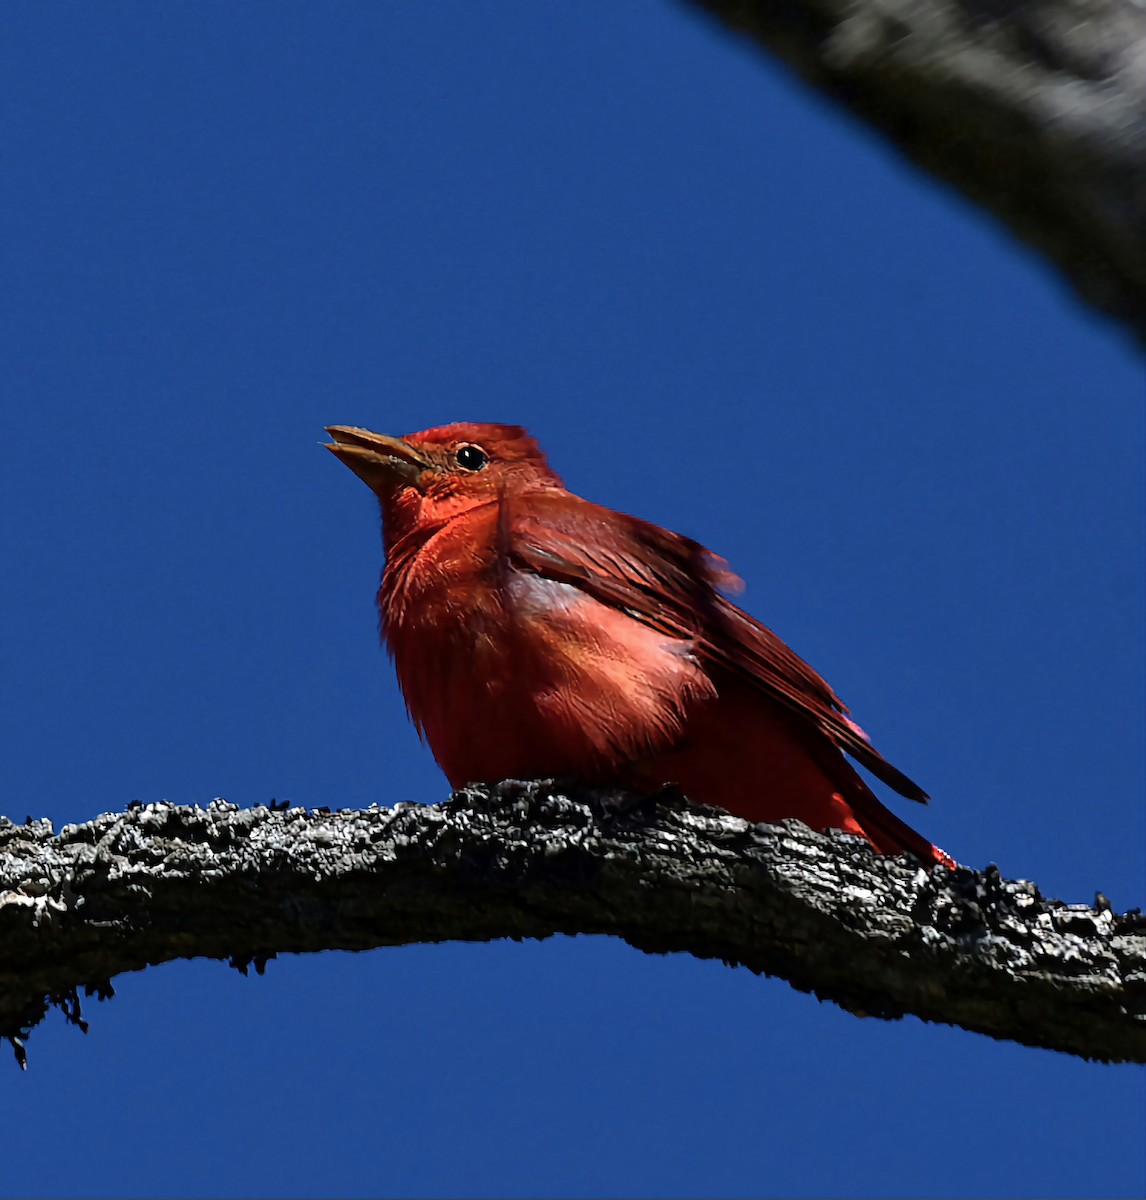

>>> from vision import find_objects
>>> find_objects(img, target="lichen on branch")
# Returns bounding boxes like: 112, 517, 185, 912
1, 784, 1143, 1068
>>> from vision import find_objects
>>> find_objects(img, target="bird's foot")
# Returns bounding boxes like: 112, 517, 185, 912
575, 783, 665, 832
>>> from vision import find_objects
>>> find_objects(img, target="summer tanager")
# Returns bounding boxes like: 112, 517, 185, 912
326, 422, 954, 868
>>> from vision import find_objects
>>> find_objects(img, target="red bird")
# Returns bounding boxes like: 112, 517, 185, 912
326, 422, 954, 868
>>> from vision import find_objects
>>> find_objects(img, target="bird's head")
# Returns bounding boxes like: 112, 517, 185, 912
325, 422, 564, 543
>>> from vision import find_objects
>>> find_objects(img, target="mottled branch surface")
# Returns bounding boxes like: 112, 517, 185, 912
1, 784, 1143, 1067
686, 0, 1146, 344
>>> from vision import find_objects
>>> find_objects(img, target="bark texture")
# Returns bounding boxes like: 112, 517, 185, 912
685, 0, 1146, 344
2, 783, 1143, 1068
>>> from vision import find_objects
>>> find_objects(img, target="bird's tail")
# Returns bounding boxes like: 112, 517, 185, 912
843, 781, 956, 869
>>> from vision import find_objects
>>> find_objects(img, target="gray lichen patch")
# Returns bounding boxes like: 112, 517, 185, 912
1, 786, 1143, 1068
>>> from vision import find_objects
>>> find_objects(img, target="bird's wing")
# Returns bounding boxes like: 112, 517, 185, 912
509, 489, 928, 803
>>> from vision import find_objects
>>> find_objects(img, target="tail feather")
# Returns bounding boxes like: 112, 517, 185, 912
844, 781, 956, 869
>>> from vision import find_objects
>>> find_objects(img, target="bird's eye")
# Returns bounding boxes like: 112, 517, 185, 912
455, 444, 490, 472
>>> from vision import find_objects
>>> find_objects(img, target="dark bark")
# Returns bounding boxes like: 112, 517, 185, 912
2, 783, 1143, 1068
684, 0, 1146, 345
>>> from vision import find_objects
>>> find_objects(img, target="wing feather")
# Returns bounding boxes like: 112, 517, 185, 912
509, 489, 928, 803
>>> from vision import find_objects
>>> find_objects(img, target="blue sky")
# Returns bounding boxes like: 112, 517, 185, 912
1, 3, 1142, 1197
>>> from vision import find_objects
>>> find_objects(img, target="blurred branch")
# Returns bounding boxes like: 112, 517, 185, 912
1, 784, 1143, 1068
684, 0, 1146, 345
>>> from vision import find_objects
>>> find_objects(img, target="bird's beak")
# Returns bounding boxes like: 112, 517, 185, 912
324, 426, 432, 493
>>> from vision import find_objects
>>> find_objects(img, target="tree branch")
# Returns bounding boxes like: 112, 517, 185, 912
684, 0, 1146, 345
2, 783, 1142, 1068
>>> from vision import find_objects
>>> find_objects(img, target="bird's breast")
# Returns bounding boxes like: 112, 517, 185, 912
380, 514, 714, 787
